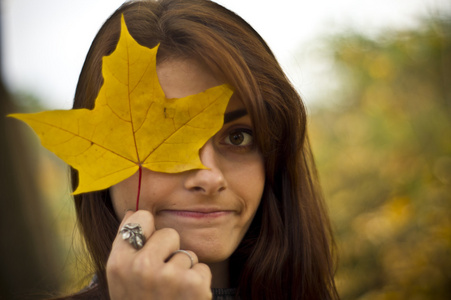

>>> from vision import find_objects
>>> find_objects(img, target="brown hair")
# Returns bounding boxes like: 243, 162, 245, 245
68, 0, 339, 299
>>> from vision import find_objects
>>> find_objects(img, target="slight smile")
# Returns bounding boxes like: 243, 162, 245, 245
158, 210, 234, 219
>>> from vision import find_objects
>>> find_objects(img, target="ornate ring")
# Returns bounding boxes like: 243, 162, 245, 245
170, 250, 195, 268
119, 223, 146, 250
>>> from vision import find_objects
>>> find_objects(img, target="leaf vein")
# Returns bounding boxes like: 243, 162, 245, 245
32, 118, 136, 164
125, 36, 141, 164
129, 58, 153, 96
134, 102, 155, 133
106, 103, 130, 123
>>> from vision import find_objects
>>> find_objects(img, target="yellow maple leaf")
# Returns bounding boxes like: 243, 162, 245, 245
9, 15, 233, 195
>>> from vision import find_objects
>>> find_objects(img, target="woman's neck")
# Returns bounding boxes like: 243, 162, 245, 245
207, 260, 230, 288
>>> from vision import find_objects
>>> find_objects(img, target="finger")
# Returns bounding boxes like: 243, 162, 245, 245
191, 263, 212, 283
143, 227, 181, 259
107, 210, 150, 285
116, 210, 134, 233
113, 210, 156, 253
166, 250, 198, 269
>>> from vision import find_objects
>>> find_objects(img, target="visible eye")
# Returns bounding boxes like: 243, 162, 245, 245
224, 129, 253, 147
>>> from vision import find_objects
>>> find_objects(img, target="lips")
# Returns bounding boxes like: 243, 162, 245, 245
158, 209, 233, 219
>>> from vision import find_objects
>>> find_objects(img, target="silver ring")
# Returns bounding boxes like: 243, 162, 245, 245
170, 250, 194, 268
119, 223, 146, 250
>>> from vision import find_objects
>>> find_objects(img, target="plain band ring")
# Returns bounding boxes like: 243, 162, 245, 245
171, 250, 194, 268
119, 223, 146, 250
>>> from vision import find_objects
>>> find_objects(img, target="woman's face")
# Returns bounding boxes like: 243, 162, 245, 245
110, 58, 265, 264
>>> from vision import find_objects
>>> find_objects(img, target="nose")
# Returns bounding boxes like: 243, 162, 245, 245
184, 140, 226, 195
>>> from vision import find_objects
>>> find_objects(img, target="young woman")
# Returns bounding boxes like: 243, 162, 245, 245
66, 0, 339, 299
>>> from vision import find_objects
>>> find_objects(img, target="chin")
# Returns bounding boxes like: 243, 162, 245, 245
180, 235, 236, 264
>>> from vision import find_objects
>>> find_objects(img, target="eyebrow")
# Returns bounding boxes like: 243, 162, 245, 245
223, 109, 248, 124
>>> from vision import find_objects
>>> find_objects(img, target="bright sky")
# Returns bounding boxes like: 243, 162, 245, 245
2, 0, 450, 109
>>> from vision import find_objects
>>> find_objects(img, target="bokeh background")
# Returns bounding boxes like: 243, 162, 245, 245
1, 0, 450, 299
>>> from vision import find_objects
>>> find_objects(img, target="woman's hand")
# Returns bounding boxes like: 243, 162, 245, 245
106, 210, 212, 299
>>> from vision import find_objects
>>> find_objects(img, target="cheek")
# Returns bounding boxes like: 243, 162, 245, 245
228, 157, 265, 214
110, 172, 140, 218
110, 170, 182, 218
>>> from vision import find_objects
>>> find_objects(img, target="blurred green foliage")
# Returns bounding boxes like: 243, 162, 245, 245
309, 15, 451, 300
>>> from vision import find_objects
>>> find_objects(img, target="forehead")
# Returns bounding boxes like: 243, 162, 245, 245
156, 58, 220, 99
156, 58, 245, 113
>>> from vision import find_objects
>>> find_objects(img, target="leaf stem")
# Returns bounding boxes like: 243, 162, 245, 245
136, 165, 142, 211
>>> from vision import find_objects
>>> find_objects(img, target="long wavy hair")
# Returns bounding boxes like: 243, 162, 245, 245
66, 0, 339, 299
